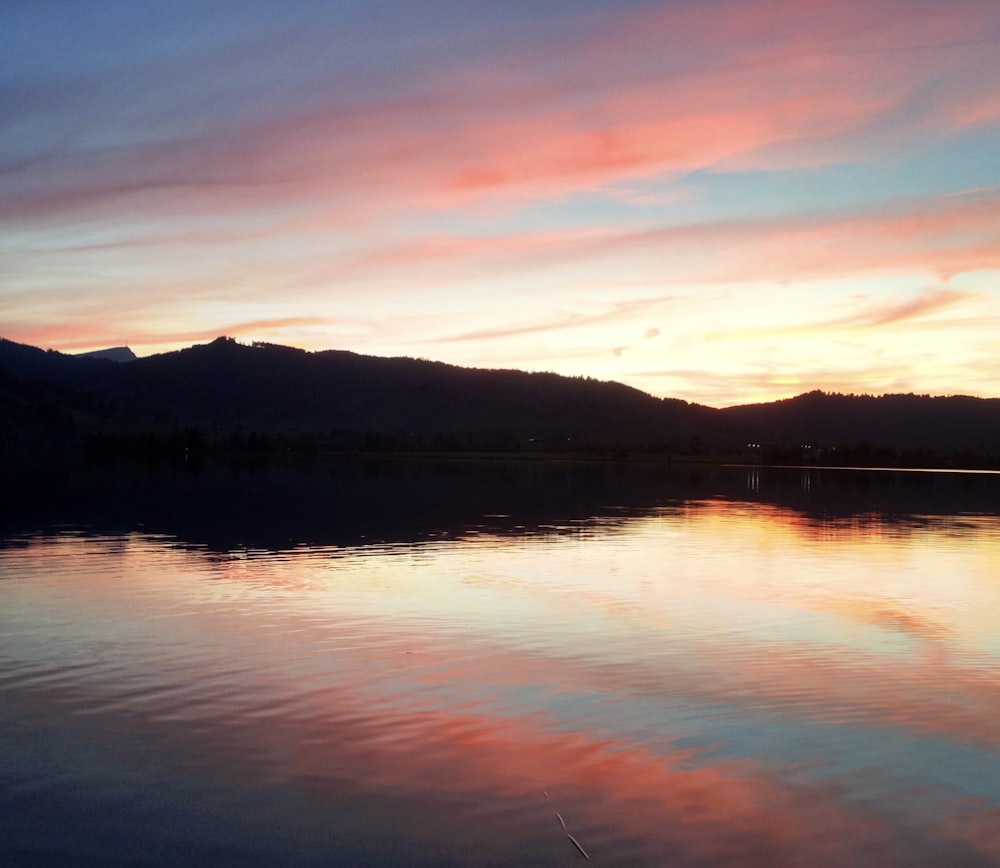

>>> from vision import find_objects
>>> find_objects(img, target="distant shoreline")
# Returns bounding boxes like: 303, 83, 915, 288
11, 446, 996, 476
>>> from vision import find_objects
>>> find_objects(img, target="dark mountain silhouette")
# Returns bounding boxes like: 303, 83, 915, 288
75, 346, 137, 362
718, 390, 1000, 455
1, 336, 998, 466
0, 336, 707, 455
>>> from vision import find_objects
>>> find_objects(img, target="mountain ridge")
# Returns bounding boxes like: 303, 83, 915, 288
74, 346, 137, 363
2, 335, 998, 466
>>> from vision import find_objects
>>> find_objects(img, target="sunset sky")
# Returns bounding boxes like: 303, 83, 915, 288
3, 0, 999, 406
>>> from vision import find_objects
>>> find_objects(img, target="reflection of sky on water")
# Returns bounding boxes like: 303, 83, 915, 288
3, 492, 1000, 865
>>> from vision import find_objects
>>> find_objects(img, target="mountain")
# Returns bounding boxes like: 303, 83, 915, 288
75, 346, 137, 362
1, 336, 998, 466
103, 337, 701, 442
719, 390, 1000, 452
0, 336, 707, 456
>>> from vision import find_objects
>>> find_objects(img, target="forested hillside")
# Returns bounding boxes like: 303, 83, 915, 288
2, 336, 998, 467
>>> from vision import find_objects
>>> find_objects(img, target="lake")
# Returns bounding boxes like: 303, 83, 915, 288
2, 458, 1000, 866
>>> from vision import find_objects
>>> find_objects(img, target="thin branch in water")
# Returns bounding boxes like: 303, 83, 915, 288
566, 832, 590, 861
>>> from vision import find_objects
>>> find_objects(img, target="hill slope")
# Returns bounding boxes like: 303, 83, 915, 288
719, 390, 1000, 458
0, 336, 706, 455
2, 336, 999, 464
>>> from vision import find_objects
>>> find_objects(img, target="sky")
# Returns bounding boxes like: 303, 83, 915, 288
2, 0, 999, 407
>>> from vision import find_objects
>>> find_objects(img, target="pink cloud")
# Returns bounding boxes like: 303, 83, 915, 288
5, 0, 998, 229
837, 288, 974, 328
331, 188, 1000, 292
411, 0, 1000, 198
704, 288, 976, 343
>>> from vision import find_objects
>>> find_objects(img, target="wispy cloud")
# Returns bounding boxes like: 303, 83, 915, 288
832, 288, 974, 328
326, 188, 1000, 289
427, 296, 675, 344
705, 287, 975, 342
4, 0, 998, 228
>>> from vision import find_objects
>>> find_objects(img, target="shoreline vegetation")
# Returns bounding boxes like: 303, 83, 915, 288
77, 437, 1000, 473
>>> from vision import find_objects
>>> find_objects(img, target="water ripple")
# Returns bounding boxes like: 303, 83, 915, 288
4, 492, 1000, 866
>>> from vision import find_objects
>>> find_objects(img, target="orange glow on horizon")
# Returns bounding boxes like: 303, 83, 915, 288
3, 0, 1000, 406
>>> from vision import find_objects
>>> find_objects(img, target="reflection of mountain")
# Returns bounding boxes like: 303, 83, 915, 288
1, 336, 999, 464
2, 457, 997, 553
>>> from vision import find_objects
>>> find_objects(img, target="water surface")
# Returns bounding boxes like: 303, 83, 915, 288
3, 460, 1000, 866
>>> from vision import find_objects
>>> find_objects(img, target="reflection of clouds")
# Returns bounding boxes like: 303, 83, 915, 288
7, 506, 1000, 865
829, 597, 955, 641
8, 627, 1000, 867
33, 509, 1000, 761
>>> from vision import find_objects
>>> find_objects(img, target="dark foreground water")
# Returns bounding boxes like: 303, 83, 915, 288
2, 459, 1000, 866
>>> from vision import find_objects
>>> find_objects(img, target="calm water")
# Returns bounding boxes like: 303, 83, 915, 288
2, 459, 1000, 866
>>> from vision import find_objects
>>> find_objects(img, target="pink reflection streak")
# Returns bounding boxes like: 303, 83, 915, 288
128, 510, 1000, 760
13, 655, 994, 865
396, 628, 1000, 749
21, 511, 1000, 759
10, 528, 1000, 863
